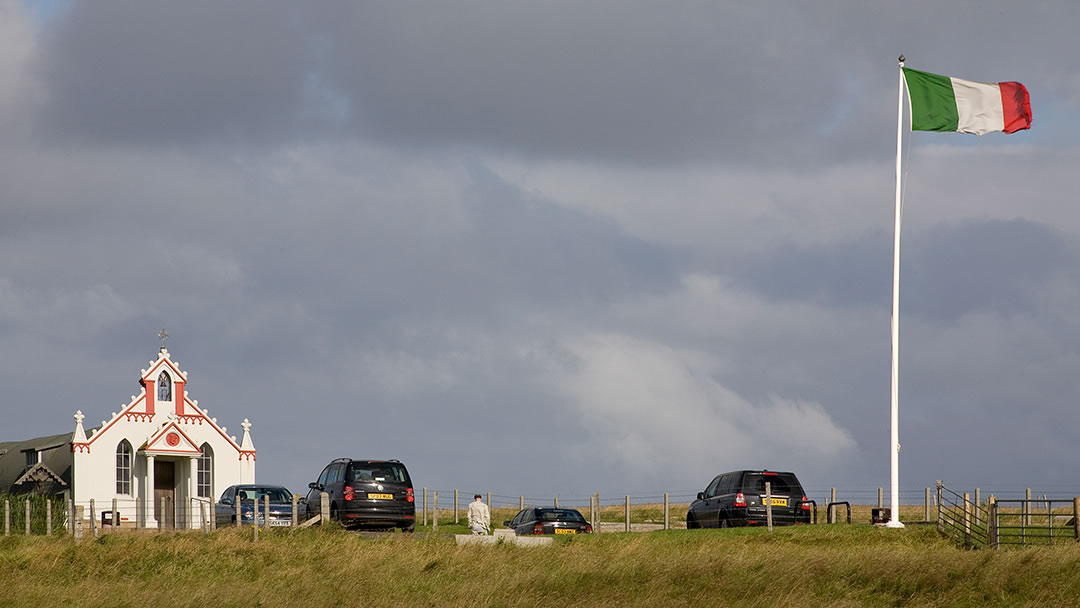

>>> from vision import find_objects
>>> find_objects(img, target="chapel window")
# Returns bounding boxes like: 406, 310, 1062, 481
116, 440, 132, 495
197, 444, 213, 498
157, 371, 171, 401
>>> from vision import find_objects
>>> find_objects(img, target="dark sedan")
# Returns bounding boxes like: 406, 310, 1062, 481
504, 507, 592, 535
215, 484, 295, 527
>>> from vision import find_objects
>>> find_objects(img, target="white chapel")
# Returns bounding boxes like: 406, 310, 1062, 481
0, 343, 256, 528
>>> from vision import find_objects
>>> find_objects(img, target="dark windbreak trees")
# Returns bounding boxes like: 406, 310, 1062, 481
686, 469, 812, 528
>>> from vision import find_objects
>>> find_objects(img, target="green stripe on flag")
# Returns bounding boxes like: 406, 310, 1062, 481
902, 68, 959, 132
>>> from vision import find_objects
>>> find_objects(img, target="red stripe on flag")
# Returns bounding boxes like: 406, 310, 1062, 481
999, 81, 1032, 134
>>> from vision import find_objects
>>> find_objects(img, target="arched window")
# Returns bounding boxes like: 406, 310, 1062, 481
116, 440, 132, 495
157, 371, 171, 401
197, 444, 213, 498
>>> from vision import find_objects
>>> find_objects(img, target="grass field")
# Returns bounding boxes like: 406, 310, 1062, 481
4, 515, 1080, 608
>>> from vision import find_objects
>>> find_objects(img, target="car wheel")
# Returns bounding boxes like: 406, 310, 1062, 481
720, 518, 731, 529
686, 514, 698, 529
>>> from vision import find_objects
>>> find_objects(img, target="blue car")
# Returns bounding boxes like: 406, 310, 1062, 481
215, 484, 296, 527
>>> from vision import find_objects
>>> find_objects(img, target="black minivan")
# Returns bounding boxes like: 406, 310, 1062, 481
686, 470, 811, 528
304, 458, 415, 531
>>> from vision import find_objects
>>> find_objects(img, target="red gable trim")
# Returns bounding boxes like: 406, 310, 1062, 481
86, 391, 149, 446
141, 357, 185, 384
145, 421, 202, 455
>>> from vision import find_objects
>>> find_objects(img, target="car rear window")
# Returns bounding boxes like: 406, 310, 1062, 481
241, 487, 292, 502
347, 462, 408, 484
743, 474, 802, 496
536, 509, 586, 522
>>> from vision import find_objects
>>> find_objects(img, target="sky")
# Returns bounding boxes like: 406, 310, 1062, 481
4, 0, 1080, 506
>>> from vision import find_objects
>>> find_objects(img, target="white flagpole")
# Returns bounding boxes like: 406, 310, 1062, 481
887, 55, 905, 528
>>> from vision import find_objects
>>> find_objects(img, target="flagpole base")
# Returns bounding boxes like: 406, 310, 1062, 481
885, 520, 905, 529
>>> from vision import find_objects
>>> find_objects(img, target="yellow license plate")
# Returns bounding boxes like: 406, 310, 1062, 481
766, 498, 788, 507
554, 528, 576, 535
367, 493, 393, 500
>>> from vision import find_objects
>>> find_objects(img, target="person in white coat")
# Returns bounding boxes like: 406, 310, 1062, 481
467, 494, 490, 535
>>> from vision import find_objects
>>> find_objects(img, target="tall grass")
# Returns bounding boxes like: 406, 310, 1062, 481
4, 523, 1080, 607
0, 493, 67, 535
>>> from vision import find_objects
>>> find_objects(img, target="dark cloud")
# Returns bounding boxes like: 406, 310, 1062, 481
33, 1, 1080, 164
7, 0, 1080, 498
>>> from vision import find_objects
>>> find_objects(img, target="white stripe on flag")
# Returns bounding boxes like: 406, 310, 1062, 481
950, 77, 1004, 136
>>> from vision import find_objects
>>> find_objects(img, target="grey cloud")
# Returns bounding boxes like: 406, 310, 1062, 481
33, 1, 1080, 165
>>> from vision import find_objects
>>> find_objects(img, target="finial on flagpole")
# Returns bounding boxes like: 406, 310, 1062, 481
898, 54, 905, 66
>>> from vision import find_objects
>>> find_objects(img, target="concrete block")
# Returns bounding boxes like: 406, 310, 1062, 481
455, 534, 496, 545
454, 533, 553, 547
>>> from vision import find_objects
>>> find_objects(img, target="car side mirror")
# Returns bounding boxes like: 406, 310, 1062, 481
221, 498, 232, 505
503, 520, 512, 527
309, 482, 320, 490
697, 492, 705, 500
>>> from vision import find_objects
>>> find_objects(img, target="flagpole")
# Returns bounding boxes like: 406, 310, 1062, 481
887, 55, 905, 528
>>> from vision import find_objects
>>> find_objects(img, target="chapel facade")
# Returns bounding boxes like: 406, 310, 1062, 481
0, 346, 255, 528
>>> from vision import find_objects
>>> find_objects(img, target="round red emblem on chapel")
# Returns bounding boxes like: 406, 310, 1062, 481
165, 432, 180, 447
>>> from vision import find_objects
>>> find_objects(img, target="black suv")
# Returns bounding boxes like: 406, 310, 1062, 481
304, 458, 416, 531
686, 469, 811, 528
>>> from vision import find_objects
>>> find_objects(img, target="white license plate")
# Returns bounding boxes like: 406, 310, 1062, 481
269, 520, 291, 527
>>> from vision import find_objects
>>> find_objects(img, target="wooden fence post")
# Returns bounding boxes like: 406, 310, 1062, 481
454, 489, 459, 524
264, 496, 269, 533
989, 496, 999, 549
47, 499, 52, 535
936, 481, 944, 534
422, 488, 427, 526
877, 487, 883, 509
201, 502, 208, 534
433, 491, 438, 532
974, 488, 981, 526
4, 499, 9, 536
554, 497, 559, 508
664, 493, 670, 530
253, 497, 259, 542
766, 482, 774, 532
487, 492, 491, 510
595, 493, 601, 534
1025, 488, 1032, 526
235, 494, 242, 528
829, 488, 837, 524
963, 492, 971, 541
519, 496, 524, 511
320, 492, 330, 525
74, 505, 84, 540
25, 499, 32, 535
925, 488, 931, 522
291, 494, 298, 528
1073, 497, 1080, 542
68, 498, 74, 536
624, 495, 630, 532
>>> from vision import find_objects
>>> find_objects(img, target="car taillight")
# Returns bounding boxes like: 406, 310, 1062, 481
533, 523, 544, 535
344, 485, 354, 501
585, 524, 592, 533
406, 488, 414, 503
734, 492, 747, 507
800, 496, 811, 511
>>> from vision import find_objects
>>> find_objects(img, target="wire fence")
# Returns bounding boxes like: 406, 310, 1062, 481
8, 484, 1080, 544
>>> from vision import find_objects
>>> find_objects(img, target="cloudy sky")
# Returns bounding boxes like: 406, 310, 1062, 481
4, 0, 1080, 505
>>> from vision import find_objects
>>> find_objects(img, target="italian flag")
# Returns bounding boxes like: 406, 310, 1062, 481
902, 67, 1032, 135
